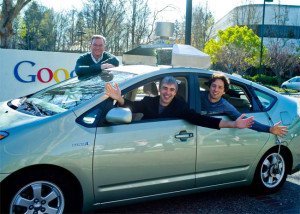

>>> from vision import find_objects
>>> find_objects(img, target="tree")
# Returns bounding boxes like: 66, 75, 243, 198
54, 10, 76, 52
128, 0, 150, 48
0, 0, 32, 48
82, 0, 126, 53
20, 2, 56, 51
204, 25, 263, 74
230, 0, 261, 27
145, 4, 177, 44
266, 42, 300, 85
191, 1, 214, 50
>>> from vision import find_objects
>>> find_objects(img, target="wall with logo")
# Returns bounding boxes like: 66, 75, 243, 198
0, 49, 81, 102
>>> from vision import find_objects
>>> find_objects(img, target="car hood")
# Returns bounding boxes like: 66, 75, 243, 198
0, 101, 42, 130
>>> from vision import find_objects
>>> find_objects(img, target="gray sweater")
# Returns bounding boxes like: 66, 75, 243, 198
200, 91, 270, 133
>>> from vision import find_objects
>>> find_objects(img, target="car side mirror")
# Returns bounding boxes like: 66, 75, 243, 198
106, 107, 132, 124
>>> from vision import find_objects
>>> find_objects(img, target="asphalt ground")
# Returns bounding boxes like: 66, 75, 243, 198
96, 171, 300, 214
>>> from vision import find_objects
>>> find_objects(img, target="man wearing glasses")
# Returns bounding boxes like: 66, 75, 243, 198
75, 35, 119, 77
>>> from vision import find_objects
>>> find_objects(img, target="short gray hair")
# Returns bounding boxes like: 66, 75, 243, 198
159, 76, 178, 91
91, 35, 106, 44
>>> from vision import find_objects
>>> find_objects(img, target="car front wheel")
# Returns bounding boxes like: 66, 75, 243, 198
252, 151, 287, 194
1, 171, 82, 214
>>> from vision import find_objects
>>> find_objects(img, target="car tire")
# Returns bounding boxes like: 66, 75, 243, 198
0, 170, 82, 214
252, 150, 287, 194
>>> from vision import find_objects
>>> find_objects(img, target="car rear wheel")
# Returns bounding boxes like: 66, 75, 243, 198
252, 150, 287, 194
1, 171, 82, 214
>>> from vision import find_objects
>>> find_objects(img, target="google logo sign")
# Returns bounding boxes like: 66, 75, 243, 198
14, 60, 76, 83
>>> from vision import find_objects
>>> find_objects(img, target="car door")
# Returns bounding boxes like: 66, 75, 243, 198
195, 75, 271, 187
287, 77, 300, 91
294, 77, 300, 91
92, 74, 197, 203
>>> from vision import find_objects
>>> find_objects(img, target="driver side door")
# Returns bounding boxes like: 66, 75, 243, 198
92, 75, 197, 203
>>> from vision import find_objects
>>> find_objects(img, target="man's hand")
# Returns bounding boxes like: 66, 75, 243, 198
219, 114, 254, 129
101, 63, 115, 70
105, 82, 124, 105
270, 121, 288, 137
235, 114, 254, 129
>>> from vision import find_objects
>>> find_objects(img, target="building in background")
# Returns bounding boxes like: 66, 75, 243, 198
211, 4, 300, 49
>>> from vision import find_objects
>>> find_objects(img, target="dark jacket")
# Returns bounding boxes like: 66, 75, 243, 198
124, 96, 221, 129
75, 52, 119, 77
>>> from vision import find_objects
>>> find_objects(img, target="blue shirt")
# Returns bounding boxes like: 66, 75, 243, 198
200, 91, 270, 133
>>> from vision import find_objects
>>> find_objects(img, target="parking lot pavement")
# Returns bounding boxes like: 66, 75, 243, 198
96, 171, 300, 214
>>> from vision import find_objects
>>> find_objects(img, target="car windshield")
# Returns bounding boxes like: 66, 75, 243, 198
9, 71, 136, 116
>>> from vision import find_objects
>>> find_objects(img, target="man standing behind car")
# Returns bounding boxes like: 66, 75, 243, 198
75, 35, 119, 77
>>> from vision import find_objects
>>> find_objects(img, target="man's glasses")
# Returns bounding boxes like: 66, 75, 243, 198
92, 44, 104, 48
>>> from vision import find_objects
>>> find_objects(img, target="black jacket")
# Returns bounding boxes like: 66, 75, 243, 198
124, 96, 221, 129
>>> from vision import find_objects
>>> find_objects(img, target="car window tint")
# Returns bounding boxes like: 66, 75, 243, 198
77, 99, 114, 127
253, 89, 276, 110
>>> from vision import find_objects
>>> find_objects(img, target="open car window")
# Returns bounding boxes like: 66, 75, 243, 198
198, 77, 253, 115
123, 76, 188, 122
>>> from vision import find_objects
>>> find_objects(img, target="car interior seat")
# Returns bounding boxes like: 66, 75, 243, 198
227, 97, 250, 112
176, 83, 187, 101
143, 82, 158, 97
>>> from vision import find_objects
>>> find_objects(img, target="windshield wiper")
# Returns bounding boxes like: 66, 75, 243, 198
16, 98, 45, 116
26, 100, 43, 116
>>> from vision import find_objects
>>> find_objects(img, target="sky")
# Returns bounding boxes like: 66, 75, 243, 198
37, 0, 300, 21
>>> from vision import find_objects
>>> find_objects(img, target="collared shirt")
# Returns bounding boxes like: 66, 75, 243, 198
91, 53, 103, 64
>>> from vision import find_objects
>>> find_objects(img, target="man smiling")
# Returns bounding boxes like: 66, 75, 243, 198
75, 35, 119, 77
201, 72, 288, 137
105, 76, 254, 129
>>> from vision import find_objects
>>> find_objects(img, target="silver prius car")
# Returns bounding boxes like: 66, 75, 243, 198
281, 76, 300, 91
1, 65, 300, 213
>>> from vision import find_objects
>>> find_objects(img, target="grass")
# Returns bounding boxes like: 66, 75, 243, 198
264, 85, 298, 93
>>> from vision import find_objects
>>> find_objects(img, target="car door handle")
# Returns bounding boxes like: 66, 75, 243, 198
175, 130, 194, 142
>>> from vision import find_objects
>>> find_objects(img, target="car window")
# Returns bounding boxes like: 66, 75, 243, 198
198, 77, 252, 114
9, 71, 135, 116
76, 98, 115, 127
123, 76, 188, 122
253, 89, 276, 110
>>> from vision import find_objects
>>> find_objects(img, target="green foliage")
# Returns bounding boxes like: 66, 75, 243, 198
204, 26, 265, 74
265, 85, 298, 93
244, 74, 278, 85
244, 75, 299, 93
203, 39, 221, 64
18, 19, 27, 39
21, 2, 57, 51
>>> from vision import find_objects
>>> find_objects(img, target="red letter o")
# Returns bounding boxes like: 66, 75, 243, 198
37, 68, 53, 83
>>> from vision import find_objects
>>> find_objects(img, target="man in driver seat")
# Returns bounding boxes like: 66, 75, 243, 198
105, 76, 254, 130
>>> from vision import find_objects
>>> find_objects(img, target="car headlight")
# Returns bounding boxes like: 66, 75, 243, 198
0, 131, 9, 140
